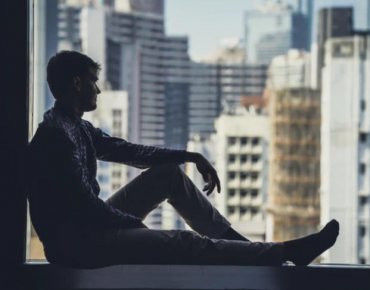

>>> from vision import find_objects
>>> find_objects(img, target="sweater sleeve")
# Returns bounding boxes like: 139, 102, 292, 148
89, 124, 188, 169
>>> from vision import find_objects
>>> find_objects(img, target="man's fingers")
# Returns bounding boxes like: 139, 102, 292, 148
216, 175, 221, 193
207, 181, 215, 196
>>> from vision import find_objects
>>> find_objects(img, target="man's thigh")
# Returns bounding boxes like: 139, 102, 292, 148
105, 164, 176, 219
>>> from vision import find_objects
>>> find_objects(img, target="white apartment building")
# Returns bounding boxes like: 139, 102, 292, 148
84, 91, 130, 201
214, 110, 269, 241
321, 34, 370, 264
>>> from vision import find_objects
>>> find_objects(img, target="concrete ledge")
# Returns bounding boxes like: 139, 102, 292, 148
23, 262, 370, 290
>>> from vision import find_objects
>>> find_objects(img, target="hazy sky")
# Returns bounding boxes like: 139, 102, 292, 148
165, 0, 369, 60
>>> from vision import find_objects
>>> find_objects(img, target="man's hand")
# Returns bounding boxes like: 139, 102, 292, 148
193, 153, 221, 196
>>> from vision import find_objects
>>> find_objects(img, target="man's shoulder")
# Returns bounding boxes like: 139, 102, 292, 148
30, 109, 77, 147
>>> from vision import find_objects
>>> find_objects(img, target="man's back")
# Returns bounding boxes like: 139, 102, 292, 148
27, 104, 137, 246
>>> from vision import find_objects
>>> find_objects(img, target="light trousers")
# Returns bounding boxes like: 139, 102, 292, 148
48, 164, 284, 268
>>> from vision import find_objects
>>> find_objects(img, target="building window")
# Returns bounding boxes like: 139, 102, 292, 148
240, 172, 249, 180
251, 189, 259, 197
112, 171, 121, 178
240, 206, 247, 215
240, 154, 248, 163
227, 206, 236, 215
359, 225, 366, 237
251, 137, 260, 146
240, 137, 248, 145
228, 137, 237, 145
240, 189, 248, 197
359, 196, 368, 206
228, 154, 236, 163
251, 172, 259, 181
251, 154, 260, 163
360, 163, 366, 174
228, 171, 236, 179
228, 189, 236, 197
361, 99, 366, 111
360, 133, 367, 143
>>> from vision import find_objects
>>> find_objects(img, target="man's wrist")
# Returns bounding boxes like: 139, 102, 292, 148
185, 152, 201, 163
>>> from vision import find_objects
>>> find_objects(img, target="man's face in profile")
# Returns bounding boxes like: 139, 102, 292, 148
78, 67, 101, 112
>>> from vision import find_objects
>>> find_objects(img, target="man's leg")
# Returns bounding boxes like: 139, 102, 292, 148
67, 228, 284, 268
106, 164, 234, 239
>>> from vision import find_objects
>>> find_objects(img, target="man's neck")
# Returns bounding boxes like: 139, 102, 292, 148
54, 100, 83, 119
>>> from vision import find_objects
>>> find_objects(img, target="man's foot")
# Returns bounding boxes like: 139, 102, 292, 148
283, 219, 339, 266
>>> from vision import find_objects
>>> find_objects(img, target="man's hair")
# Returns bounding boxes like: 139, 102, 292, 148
47, 50, 101, 99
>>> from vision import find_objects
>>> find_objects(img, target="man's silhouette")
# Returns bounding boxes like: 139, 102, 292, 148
27, 51, 339, 268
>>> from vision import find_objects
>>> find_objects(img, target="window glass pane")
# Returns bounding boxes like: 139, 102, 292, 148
27, 0, 370, 265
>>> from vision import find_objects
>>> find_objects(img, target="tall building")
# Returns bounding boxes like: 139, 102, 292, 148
214, 108, 269, 241
267, 50, 320, 242
244, 0, 311, 65
190, 44, 267, 137
316, 7, 353, 88
32, 0, 59, 129
321, 33, 370, 264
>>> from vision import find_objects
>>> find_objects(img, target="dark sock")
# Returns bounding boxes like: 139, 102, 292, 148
283, 219, 339, 266
220, 227, 250, 242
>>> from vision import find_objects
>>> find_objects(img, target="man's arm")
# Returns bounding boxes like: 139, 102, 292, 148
90, 124, 197, 168
89, 123, 221, 195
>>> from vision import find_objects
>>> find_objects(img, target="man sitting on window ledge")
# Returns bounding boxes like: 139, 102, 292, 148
27, 51, 339, 269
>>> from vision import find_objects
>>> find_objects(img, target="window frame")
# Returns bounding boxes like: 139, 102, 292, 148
0, 0, 29, 267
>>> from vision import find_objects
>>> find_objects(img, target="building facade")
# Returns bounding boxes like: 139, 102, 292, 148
214, 110, 269, 241
267, 50, 321, 242
321, 34, 370, 264
244, 0, 311, 65
189, 44, 267, 137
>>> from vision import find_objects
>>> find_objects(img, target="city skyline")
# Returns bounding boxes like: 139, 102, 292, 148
166, 0, 370, 60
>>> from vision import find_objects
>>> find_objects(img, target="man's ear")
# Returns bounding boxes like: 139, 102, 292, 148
72, 76, 81, 92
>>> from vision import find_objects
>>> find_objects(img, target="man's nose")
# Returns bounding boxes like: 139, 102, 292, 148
96, 84, 101, 94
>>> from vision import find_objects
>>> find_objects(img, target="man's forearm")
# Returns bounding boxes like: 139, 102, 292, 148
184, 151, 201, 163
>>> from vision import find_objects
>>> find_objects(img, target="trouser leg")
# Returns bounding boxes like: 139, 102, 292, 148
106, 163, 231, 238
59, 228, 284, 268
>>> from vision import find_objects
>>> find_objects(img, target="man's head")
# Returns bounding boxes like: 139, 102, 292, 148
47, 50, 101, 112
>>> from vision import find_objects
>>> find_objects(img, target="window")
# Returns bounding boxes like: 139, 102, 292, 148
228, 189, 236, 197
240, 154, 248, 163
240, 137, 248, 145
227, 206, 236, 215
228, 137, 237, 145
228, 154, 236, 163
359, 133, 367, 143
359, 225, 366, 237
228, 171, 236, 180
360, 163, 366, 174
240, 189, 248, 197
240, 172, 249, 180
251, 190, 259, 197
251, 137, 260, 146
23, 0, 370, 267
251, 154, 260, 163
360, 99, 366, 111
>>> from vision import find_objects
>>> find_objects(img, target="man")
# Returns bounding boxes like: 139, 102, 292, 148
27, 51, 339, 269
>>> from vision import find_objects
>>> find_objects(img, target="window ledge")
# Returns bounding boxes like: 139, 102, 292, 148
23, 262, 370, 290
